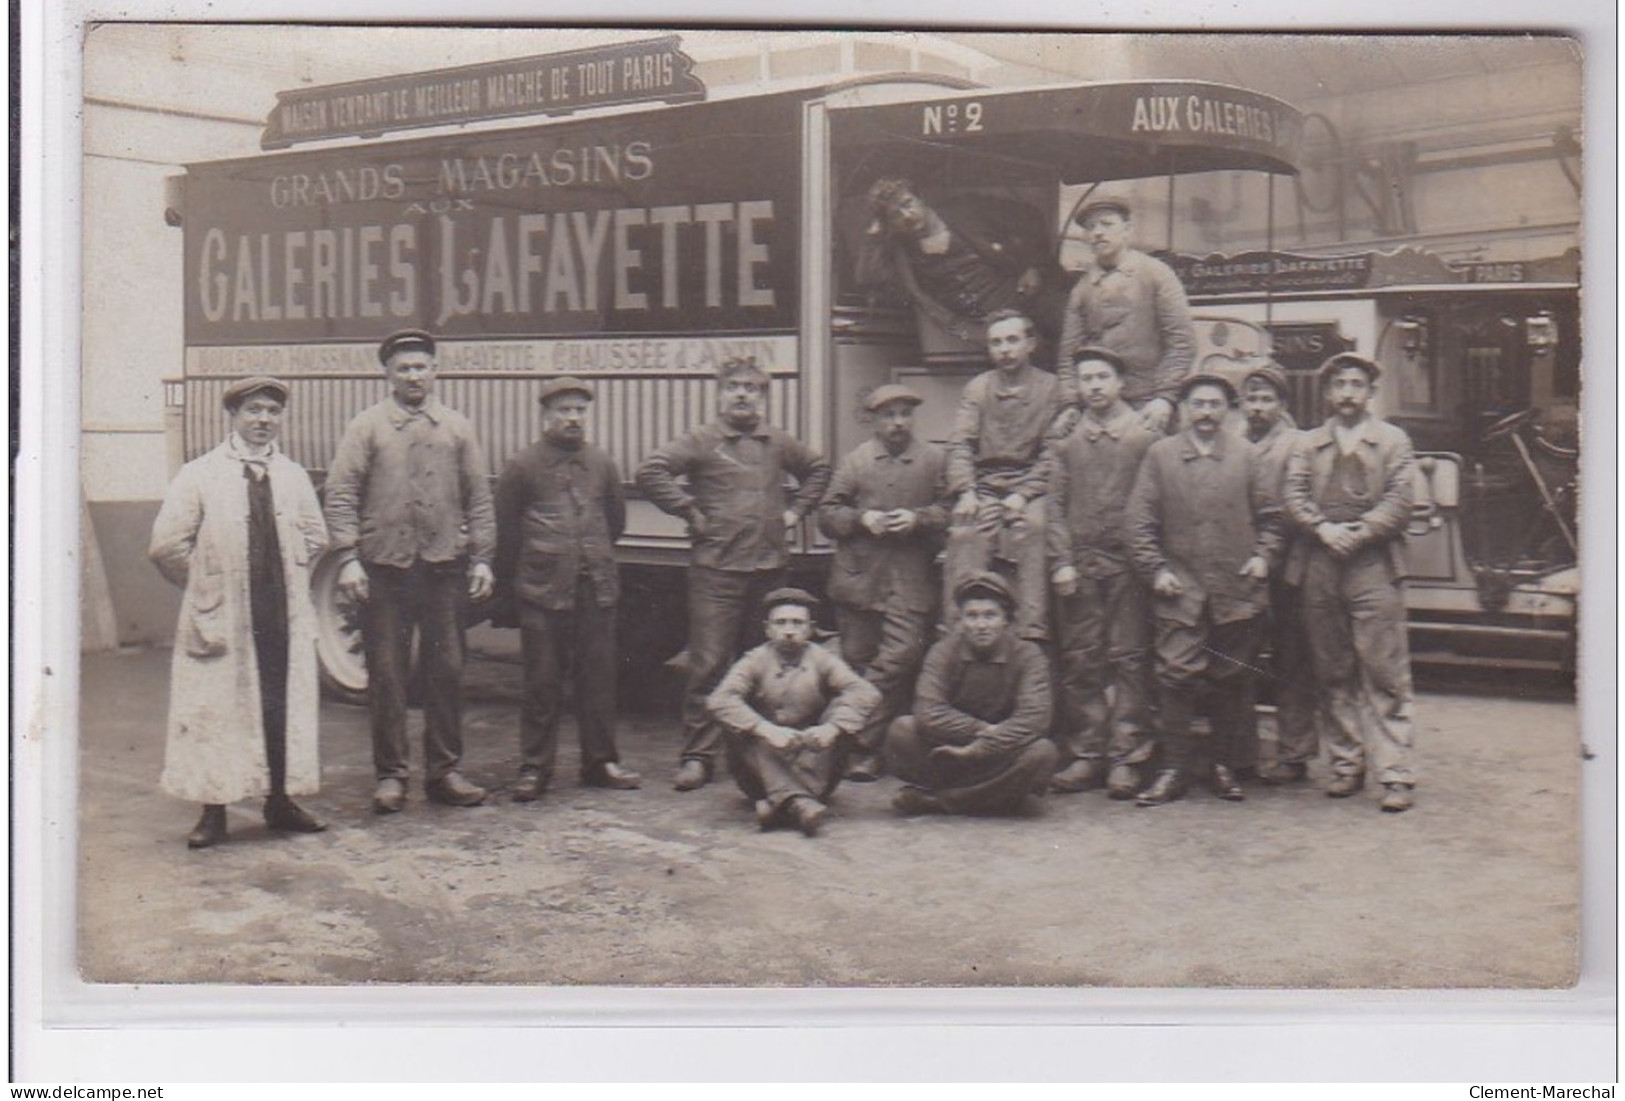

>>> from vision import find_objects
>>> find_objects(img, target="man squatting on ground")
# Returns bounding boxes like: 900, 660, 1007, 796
1285, 353, 1419, 813
1239, 362, 1322, 785
944, 308, 1067, 643
323, 328, 496, 814
149, 376, 329, 849
1045, 346, 1160, 800
1126, 373, 1284, 807
887, 572, 1059, 817
816, 382, 952, 782
707, 588, 881, 835
636, 356, 832, 793
492, 375, 642, 802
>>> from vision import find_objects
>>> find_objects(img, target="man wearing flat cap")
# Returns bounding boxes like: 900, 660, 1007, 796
493, 376, 641, 803
637, 356, 832, 792
1239, 362, 1321, 785
887, 572, 1058, 817
1126, 373, 1284, 806
707, 588, 880, 836
149, 377, 330, 849
1046, 346, 1160, 798
323, 328, 497, 814
816, 382, 952, 781
1284, 353, 1418, 812
1057, 190, 1195, 436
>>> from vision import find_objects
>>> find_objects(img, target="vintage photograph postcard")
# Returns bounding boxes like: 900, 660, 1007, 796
72, 24, 1589, 997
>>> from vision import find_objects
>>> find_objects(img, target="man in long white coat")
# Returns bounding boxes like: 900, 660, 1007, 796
149, 376, 329, 848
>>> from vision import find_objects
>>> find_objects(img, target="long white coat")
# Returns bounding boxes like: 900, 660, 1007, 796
148, 442, 328, 804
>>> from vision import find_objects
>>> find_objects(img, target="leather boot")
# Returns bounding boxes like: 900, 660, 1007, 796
186, 804, 228, 849
264, 795, 327, 833
1135, 769, 1187, 807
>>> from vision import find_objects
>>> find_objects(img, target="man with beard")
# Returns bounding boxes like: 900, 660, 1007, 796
1046, 347, 1159, 799
493, 376, 642, 803
886, 572, 1058, 817
1284, 354, 1418, 812
1126, 374, 1283, 807
817, 383, 951, 782
708, 589, 880, 836
637, 357, 832, 792
944, 308, 1067, 643
1238, 363, 1320, 785
325, 329, 496, 813
1057, 192, 1195, 435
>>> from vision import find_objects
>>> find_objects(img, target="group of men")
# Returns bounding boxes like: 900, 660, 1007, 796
152, 186, 1418, 850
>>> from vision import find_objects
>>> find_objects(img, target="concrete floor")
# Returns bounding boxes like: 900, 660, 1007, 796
77, 644, 1582, 988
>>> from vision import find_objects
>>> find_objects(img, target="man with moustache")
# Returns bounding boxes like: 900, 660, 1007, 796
886, 572, 1058, 817
1239, 363, 1320, 785
1284, 354, 1418, 812
493, 376, 642, 803
325, 329, 495, 813
1046, 346, 1159, 798
944, 308, 1067, 642
708, 589, 880, 836
1057, 192, 1195, 435
1127, 374, 1283, 807
637, 357, 832, 792
817, 383, 952, 782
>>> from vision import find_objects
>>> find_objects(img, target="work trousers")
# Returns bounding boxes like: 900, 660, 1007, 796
944, 492, 1049, 641
1301, 546, 1416, 785
886, 716, 1059, 815
1053, 570, 1155, 767
723, 727, 844, 813
519, 575, 621, 786
1152, 610, 1263, 773
680, 566, 786, 769
835, 602, 933, 755
1244, 575, 1322, 767
362, 559, 467, 785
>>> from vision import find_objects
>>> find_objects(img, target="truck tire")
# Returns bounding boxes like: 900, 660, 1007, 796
311, 549, 369, 706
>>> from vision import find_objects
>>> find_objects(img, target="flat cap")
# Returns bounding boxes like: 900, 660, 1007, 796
377, 328, 436, 364
537, 375, 595, 405
1070, 344, 1130, 375
762, 587, 819, 614
865, 383, 924, 412
1241, 361, 1291, 397
1177, 371, 1240, 405
1075, 189, 1133, 223
952, 570, 1015, 610
1317, 352, 1382, 384
221, 375, 289, 410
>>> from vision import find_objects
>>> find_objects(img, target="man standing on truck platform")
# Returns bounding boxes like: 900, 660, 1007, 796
324, 328, 496, 814
944, 308, 1066, 643
492, 376, 642, 803
817, 383, 951, 782
636, 356, 832, 793
1127, 373, 1283, 807
1285, 353, 1418, 812
1057, 191, 1195, 436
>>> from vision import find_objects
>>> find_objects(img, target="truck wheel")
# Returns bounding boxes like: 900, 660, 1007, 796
311, 550, 369, 705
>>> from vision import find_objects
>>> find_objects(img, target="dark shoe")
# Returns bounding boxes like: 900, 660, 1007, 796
1210, 764, 1246, 802
372, 778, 406, 815
843, 752, 883, 783
586, 762, 642, 790
891, 785, 944, 816
1135, 770, 1187, 807
673, 759, 710, 792
511, 774, 546, 803
1260, 761, 1309, 786
786, 795, 829, 837
1325, 773, 1366, 798
1380, 783, 1415, 813
186, 805, 228, 849
264, 795, 327, 833
1106, 763, 1142, 800
1050, 758, 1105, 794
426, 771, 487, 807
754, 799, 780, 830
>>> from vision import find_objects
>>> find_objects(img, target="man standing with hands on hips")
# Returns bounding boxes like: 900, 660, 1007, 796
324, 328, 496, 814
